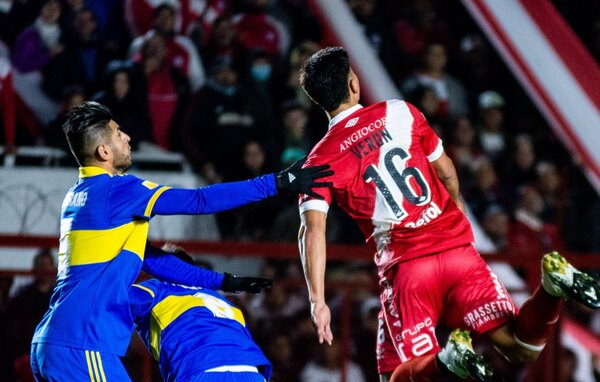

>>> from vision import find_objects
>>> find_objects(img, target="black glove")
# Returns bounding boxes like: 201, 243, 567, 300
221, 273, 274, 293
275, 156, 333, 199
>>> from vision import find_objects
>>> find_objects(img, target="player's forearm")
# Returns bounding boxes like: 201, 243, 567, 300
439, 172, 460, 203
142, 244, 224, 289
151, 174, 277, 215
299, 223, 327, 303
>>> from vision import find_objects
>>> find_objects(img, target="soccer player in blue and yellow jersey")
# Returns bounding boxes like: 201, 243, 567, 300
30, 101, 332, 381
130, 249, 272, 382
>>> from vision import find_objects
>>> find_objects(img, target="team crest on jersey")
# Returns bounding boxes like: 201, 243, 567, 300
345, 117, 359, 128
142, 180, 159, 189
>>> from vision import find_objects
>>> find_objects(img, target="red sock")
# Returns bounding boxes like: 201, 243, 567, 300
514, 286, 563, 348
390, 354, 443, 382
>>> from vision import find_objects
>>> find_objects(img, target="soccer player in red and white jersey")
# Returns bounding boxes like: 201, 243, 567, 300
297, 47, 600, 382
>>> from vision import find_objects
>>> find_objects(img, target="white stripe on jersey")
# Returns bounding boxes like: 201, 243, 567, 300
371, 100, 414, 226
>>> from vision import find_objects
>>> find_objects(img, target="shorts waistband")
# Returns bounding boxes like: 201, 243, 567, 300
205, 365, 259, 373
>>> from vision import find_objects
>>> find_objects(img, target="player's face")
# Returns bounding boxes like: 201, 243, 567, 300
107, 120, 132, 173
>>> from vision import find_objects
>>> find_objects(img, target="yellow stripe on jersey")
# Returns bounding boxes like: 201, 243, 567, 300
67, 220, 149, 265
133, 284, 155, 298
144, 186, 171, 217
95, 352, 107, 382
85, 350, 95, 382
148, 294, 246, 359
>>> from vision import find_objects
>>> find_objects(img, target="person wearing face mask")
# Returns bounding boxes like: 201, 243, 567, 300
180, 57, 256, 185
242, 49, 281, 161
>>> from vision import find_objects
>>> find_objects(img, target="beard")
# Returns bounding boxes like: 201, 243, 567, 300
113, 149, 132, 173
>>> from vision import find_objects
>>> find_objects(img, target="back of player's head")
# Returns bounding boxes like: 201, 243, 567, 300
62, 101, 113, 166
300, 46, 350, 112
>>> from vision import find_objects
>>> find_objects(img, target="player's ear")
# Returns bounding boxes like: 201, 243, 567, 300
349, 71, 360, 98
96, 143, 111, 162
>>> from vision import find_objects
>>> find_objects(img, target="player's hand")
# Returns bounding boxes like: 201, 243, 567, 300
220, 273, 274, 294
275, 156, 333, 199
311, 300, 333, 345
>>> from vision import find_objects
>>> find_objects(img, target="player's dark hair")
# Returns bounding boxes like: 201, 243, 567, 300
299, 47, 350, 112
62, 101, 113, 166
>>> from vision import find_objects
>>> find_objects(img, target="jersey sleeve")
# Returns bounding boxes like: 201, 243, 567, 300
142, 243, 224, 290
298, 156, 332, 215
406, 102, 443, 162
129, 281, 157, 321
108, 175, 171, 222
151, 174, 277, 216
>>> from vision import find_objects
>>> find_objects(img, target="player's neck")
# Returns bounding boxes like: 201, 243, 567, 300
328, 100, 360, 121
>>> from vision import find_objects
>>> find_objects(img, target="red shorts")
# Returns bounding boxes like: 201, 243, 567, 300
376, 244, 516, 374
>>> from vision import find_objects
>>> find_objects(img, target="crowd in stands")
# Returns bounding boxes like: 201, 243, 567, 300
1, 0, 600, 381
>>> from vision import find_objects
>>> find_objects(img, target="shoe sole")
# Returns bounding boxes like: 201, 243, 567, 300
544, 251, 600, 309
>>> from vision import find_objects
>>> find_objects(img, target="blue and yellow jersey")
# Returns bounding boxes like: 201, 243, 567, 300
32, 166, 172, 355
130, 280, 272, 382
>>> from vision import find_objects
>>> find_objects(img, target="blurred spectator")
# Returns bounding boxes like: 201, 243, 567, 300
348, 0, 383, 51
0, 39, 43, 149
124, 0, 180, 38
456, 34, 512, 106
509, 185, 563, 255
233, 0, 290, 57
401, 42, 468, 121
282, 40, 320, 110
129, 3, 206, 92
279, 101, 311, 168
404, 84, 443, 131
91, 60, 152, 150
43, 7, 111, 100
1, 0, 46, 45
10, 0, 63, 125
264, 333, 298, 382
0, 273, 15, 381
280, 40, 328, 146
501, 134, 537, 202
133, 33, 191, 151
185, 0, 231, 50
243, 49, 281, 153
181, 56, 253, 181
44, 84, 86, 154
445, 115, 484, 180
7, 249, 56, 382
535, 161, 564, 225
390, 0, 449, 79
300, 341, 366, 382
200, 15, 243, 70
481, 203, 510, 251
477, 90, 507, 163
221, 140, 285, 241
354, 296, 380, 382
464, 157, 507, 220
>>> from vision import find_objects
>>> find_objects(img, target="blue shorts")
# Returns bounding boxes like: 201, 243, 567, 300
31, 343, 131, 382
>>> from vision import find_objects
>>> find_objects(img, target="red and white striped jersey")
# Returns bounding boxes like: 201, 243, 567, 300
299, 100, 473, 274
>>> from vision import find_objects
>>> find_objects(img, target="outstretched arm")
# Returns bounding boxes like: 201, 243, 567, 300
431, 151, 465, 213
151, 160, 333, 216
299, 209, 332, 345
142, 242, 273, 293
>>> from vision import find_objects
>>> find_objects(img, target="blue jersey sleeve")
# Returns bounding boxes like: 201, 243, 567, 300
108, 175, 170, 223
142, 244, 224, 290
129, 281, 157, 321
151, 174, 277, 216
